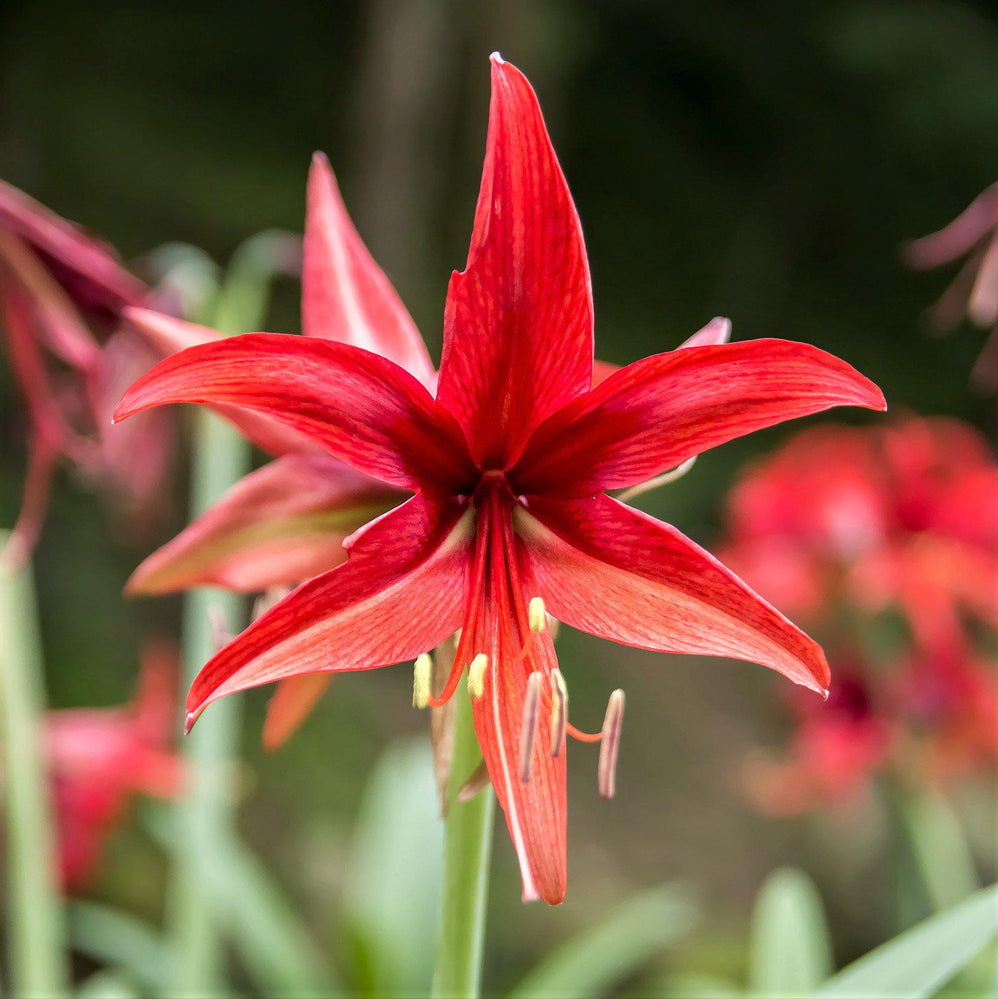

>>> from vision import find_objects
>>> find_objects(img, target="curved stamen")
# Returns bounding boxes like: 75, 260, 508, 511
598, 689, 625, 799
566, 722, 603, 744
519, 670, 543, 783
549, 669, 568, 757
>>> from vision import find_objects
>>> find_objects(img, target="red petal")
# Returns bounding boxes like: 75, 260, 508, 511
185, 494, 473, 721
435, 56, 593, 467
263, 673, 332, 751
471, 624, 567, 905
517, 493, 830, 694
0, 179, 146, 315
304, 153, 436, 387
124, 307, 319, 456
114, 333, 474, 490
515, 339, 886, 497
128, 454, 401, 594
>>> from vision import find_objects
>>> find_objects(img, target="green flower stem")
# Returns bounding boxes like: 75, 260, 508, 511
432, 685, 495, 999
168, 411, 250, 994
0, 541, 69, 996
167, 234, 293, 993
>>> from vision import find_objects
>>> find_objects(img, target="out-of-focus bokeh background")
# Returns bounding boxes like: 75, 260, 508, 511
1, 1, 995, 993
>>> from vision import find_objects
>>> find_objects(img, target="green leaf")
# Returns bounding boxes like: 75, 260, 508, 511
68, 901, 172, 995
814, 883, 998, 999
75, 970, 140, 999
749, 867, 833, 996
208, 833, 339, 997
507, 883, 700, 999
651, 972, 744, 998
901, 788, 978, 912
343, 738, 446, 997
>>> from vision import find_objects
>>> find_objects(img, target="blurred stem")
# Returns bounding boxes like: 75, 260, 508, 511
432, 683, 495, 999
167, 234, 293, 993
0, 541, 69, 996
168, 412, 249, 993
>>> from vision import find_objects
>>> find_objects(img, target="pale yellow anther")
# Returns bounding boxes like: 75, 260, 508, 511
412, 653, 432, 709
549, 669, 568, 757
468, 654, 489, 700
528, 597, 547, 634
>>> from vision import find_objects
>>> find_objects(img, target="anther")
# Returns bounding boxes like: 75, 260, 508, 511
549, 669, 568, 757
412, 653, 432, 709
519, 672, 544, 783
468, 654, 488, 700
528, 597, 547, 634
598, 689, 625, 799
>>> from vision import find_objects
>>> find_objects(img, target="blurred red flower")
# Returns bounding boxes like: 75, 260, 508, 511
0, 180, 174, 566
724, 417, 998, 814
116, 56, 884, 903
28, 644, 182, 892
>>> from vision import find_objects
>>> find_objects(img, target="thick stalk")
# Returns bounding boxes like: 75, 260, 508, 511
166, 233, 293, 993
0, 541, 69, 995
168, 411, 249, 994
432, 683, 495, 999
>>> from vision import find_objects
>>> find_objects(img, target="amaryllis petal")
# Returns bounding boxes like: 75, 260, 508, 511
113, 334, 474, 489
124, 307, 319, 456
517, 493, 830, 694
514, 339, 886, 497
435, 55, 593, 466
263, 673, 333, 751
186, 494, 473, 723
127, 454, 402, 594
304, 153, 436, 387
471, 623, 567, 905
0, 229, 100, 371
0, 179, 146, 315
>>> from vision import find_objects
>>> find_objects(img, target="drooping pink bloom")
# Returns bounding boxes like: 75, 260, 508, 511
116, 56, 885, 903
725, 417, 997, 813
0, 180, 172, 564
905, 182, 998, 390
30, 644, 182, 892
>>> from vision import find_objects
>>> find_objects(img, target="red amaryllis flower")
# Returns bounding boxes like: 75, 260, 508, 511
116, 55, 884, 903
905, 182, 998, 391
124, 150, 674, 749
0, 180, 172, 564
9, 644, 183, 891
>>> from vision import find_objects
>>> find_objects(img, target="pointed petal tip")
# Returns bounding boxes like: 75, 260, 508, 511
490, 50, 505, 64
183, 709, 200, 735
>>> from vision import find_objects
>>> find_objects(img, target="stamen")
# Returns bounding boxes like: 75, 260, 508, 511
566, 722, 603, 744
528, 596, 547, 633
549, 669, 568, 757
412, 653, 432, 709
468, 654, 488, 700
519, 671, 543, 783
617, 456, 698, 503
457, 760, 491, 803
598, 689, 625, 798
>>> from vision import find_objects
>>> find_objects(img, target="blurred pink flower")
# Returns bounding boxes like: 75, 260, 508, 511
28, 643, 181, 892
905, 182, 998, 390
0, 180, 173, 565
